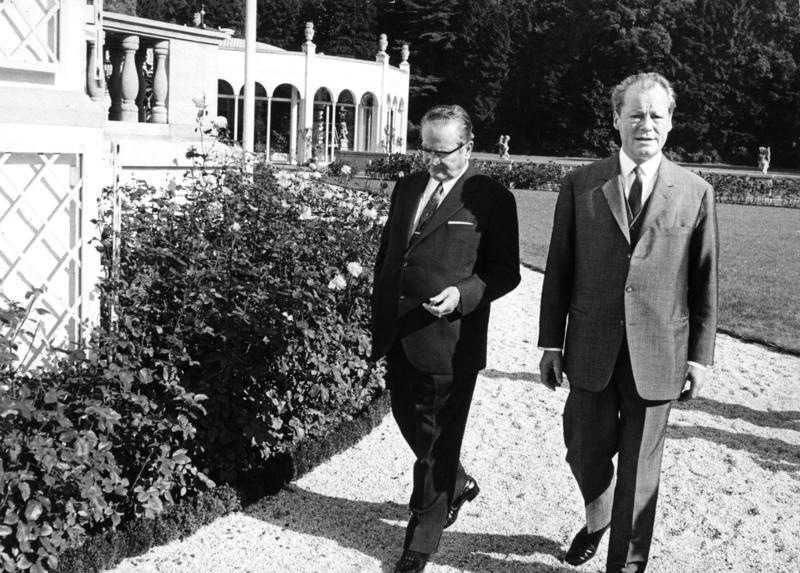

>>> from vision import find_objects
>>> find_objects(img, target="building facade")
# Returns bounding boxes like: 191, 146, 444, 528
0, 0, 410, 368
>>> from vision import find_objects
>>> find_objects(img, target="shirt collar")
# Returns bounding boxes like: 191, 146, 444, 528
619, 150, 662, 179
429, 160, 470, 193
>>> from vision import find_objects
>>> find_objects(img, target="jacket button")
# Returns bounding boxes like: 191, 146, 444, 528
625, 286, 634, 292
626, 253, 632, 259
619, 320, 625, 326
402, 261, 408, 268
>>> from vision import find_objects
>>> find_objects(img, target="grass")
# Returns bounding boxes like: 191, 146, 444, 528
512, 190, 800, 354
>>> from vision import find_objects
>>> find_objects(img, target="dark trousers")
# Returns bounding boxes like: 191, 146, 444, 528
563, 339, 673, 573
387, 343, 478, 554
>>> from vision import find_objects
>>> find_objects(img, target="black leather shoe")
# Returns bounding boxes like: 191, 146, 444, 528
394, 549, 429, 573
563, 525, 608, 566
444, 475, 480, 529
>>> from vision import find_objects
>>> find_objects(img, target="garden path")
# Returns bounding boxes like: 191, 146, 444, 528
107, 266, 800, 573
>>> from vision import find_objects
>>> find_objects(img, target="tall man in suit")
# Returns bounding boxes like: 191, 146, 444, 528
538, 72, 718, 573
372, 105, 520, 573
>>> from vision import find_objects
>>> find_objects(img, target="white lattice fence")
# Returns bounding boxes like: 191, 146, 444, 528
0, 152, 84, 369
0, 0, 60, 68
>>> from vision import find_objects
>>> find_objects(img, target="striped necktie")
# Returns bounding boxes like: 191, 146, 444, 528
409, 182, 444, 246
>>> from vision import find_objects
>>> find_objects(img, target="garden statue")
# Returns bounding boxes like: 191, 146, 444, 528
339, 121, 349, 151
313, 108, 326, 162
378, 34, 388, 54
758, 146, 771, 174
497, 135, 510, 160
305, 22, 315, 43
401, 43, 410, 62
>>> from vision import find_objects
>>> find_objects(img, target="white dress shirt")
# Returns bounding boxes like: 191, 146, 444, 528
412, 161, 470, 229
618, 150, 661, 206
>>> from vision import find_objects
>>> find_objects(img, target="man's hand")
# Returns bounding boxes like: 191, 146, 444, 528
539, 350, 564, 391
422, 286, 460, 317
679, 363, 706, 401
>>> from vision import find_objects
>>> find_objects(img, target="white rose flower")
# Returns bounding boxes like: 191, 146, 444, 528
341, 165, 352, 176
230, 222, 241, 232
328, 273, 347, 291
346, 262, 363, 278
298, 206, 316, 220
363, 207, 378, 220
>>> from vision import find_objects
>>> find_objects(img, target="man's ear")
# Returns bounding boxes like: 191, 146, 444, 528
612, 112, 620, 130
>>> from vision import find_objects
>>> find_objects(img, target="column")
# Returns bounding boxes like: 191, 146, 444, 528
290, 90, 299, 163
108, 42, 123, 120
265, 96, 272, 161
86, 40, 106, 102
150, 40, 169, 124
120, 35, 140, 122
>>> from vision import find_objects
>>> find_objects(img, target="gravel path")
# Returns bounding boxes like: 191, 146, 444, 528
107, 267, 800, 573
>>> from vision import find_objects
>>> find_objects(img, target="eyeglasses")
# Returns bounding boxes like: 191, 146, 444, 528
419, 139, 472, 159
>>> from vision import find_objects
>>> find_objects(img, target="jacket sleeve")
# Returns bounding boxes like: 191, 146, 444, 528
537, 173, 575, 349
374, 179, 401, 280
687, 184, 719, 365
456, 184, 521, 316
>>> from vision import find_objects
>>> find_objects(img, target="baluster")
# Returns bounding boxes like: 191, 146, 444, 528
120, 35, 140, 122
150, 41, 169, 124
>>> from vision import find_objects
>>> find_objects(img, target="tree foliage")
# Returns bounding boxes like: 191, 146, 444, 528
116, 0, 800, 166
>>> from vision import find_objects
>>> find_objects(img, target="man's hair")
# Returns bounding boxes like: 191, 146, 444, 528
421, 104, 474, 143
611, 72, 676, 116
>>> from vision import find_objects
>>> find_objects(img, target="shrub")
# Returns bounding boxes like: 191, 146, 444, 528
103, 164, 389, 483
0, 310, 213, 572
365, 152, 424, 179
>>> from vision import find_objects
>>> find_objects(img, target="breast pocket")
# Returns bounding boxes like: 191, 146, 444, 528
661, 226, 693, 236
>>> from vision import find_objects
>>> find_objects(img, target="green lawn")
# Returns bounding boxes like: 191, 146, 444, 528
513, 190, 800, 354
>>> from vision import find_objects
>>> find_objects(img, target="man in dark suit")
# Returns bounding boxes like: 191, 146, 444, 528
538, 72, 718, 573
372, 104, 520, 573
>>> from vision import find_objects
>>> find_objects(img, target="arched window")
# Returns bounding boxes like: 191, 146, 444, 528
217, 80, 235, 138
336, 90, 356, 151
359, 93, 376, 152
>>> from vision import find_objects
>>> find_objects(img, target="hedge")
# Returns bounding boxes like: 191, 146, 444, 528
358, 153, 800, 208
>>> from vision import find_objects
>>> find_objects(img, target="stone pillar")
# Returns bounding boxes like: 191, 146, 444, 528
120, 35, 140, 122
150, 40, 169, 124
376, 34, 389, 154
300, 22, 317, 163
290, 89, 299, 163
265, 96, 273, 160
86, 40, 106, 101
135, 47, 147, 123
108, 42, 123, 120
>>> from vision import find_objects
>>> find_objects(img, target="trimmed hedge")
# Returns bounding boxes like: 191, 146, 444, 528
365, 151, 800, 208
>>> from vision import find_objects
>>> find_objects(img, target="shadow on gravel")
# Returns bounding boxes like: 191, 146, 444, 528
481, 369, 542, 384
667, 423, 800, 474
674, 397, 800, 431
246, 486, 572, 572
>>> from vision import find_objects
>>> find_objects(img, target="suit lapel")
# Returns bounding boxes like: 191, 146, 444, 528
397, 174, 427, 247
405, 165, 475, 252
637, 158, 677, 236
598, 156, 630, 244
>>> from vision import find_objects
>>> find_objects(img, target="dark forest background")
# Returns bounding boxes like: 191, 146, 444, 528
107, 0, 800, 167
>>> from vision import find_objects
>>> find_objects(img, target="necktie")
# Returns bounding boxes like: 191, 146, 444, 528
409, 182, 444, 246
628, 166, 643, 220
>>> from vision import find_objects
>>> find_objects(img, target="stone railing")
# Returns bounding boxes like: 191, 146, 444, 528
91, 11, 229, 124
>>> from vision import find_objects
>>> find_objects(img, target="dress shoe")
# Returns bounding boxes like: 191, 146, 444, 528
444, 475, 480, 529
394, 549, 429, 573
563, 525, 608, 566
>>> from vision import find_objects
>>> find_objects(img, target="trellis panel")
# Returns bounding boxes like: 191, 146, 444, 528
0, 0, 60, 68
0, 151, 84, 369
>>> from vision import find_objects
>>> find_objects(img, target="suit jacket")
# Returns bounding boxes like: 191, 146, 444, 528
538, 154, 718, 400
372, 165, 521, 374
